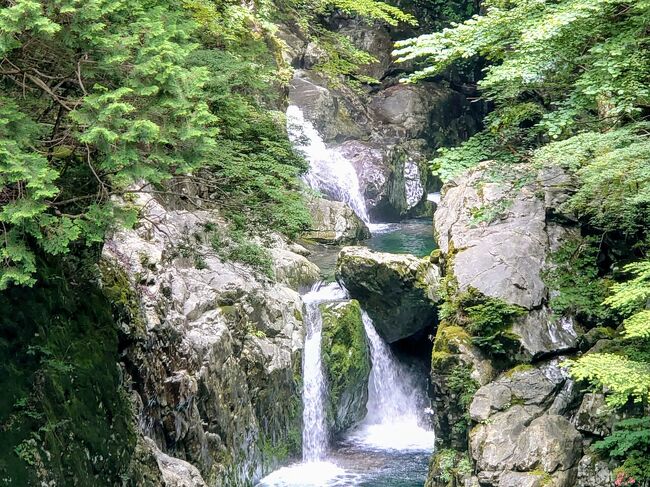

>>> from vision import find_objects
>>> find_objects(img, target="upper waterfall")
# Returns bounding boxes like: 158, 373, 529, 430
286, 105, 371, 224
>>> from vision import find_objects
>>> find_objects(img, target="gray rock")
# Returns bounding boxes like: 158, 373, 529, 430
573, 393, 613, 437
338, 20, 393, 80
469, 383, 512, 422
144, 437, 208, 487
576, 453, 613, 487
512, 308, 579, 358
102, 192, 305, 485
514, 415, 582, 472
270, 247, 320, 290
469, 363, 564, 423
336, 246, 440, 342
498, 471, 545, 487
302, 196, 370, 245
435, 170, 548, 309
470, 405, 542, 472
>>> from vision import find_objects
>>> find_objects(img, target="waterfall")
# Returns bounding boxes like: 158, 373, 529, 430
301, 282, 347, 461
346, 312, 436, 451
286, 105, 371, 223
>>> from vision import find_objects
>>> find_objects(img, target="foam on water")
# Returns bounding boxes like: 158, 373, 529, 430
344, 312, 435, 452
257, 461, 360, 487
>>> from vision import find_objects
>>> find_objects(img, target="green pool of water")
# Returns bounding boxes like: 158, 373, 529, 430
301, 219, 437, 282
365, 219, 436, 256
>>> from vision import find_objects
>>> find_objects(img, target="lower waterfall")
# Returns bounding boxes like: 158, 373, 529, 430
344, 312, 435, 452
258, 285, 435, 486
302, 283, 347, 461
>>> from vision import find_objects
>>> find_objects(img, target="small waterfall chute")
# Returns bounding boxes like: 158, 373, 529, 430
345, 312, 436, 451
286, 105, 371, 224
301, 282, 347, 462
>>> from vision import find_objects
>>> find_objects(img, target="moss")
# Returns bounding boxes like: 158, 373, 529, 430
0, 257, 139, 485
320, 300, 371, 433
99, 259, 145, 338
439, 279, 525, 358
529, 469, 553, 486
427, 448, 473, 487
504, 363, 534, 378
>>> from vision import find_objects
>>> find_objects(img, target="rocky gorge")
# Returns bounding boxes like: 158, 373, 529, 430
2, 1, 647, 486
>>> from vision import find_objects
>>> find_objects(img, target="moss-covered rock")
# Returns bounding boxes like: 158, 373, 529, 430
425, 448, 473, 487
0, 258, 142, 486
320, 299, 371, 435
336, 246, 441, 343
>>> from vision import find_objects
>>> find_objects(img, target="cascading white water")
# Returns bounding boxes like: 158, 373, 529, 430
286, 105, 371, 223
301, 282, 347, 461
346, 312, 436, 451
257, 296, 434, 486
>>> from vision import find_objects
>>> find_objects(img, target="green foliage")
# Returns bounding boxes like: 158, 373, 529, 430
396, 0, 650, 132
566, 259, 650, 407
440, 280, 525, 356
566, 353, 650, 408
446, 363, 479, 438
542, 236, 612, 324
210, 227, 275, 278
0, 0, 216, 288
0, 258, 138, 485
432, 448, 473, 485
593, 417, 650, 481
468, 198, 512, 226
533, 124, 650, 237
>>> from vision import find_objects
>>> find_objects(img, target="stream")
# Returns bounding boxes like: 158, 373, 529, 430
259, 104, 436, 486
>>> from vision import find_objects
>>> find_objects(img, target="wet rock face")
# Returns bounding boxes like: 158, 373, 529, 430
320, 300, 371, 435
302, 196, 371, 245
336, 246, 440, 343
283, 20, 483, 221
103, 193, 306, 486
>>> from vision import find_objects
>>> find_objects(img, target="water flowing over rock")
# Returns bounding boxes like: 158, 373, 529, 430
336, 246, 441, 343
345, 312, 436, 451
301, 283, 348, 461
287, 105, 371, 224
102, 193, 307, 485
284, 19, 484, 221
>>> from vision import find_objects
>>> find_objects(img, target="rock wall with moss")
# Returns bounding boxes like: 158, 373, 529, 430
320, 299, 371, 435
0, 255, 163, 486
425, 161, 629, 487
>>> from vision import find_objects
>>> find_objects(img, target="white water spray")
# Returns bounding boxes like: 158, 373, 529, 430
346, 312, 436, 451
301, 282, 347, 461
286, 105, 371, 224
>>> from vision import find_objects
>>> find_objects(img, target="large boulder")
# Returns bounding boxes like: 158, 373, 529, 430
434, 162, 581, 357
302, 196, 370, 245
468, 363, 582, 487
320, 300, 371, 435
336, 246, 441, 343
